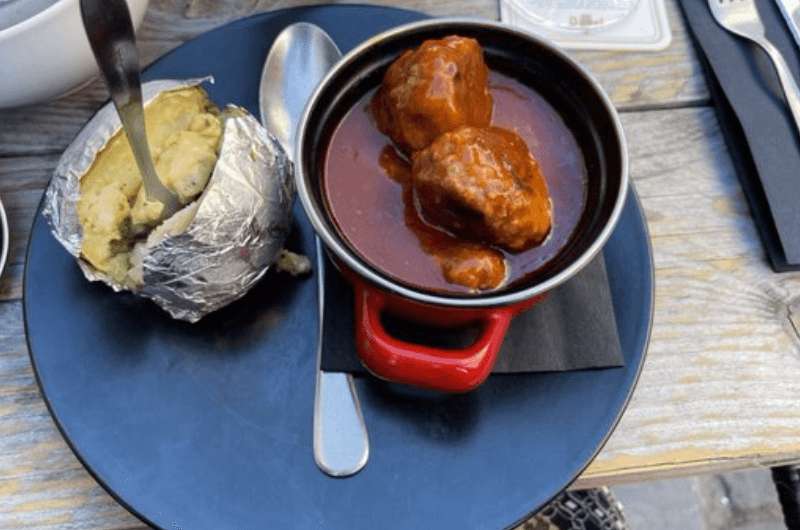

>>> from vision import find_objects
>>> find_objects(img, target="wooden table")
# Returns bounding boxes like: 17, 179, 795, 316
2, 0, 800, 527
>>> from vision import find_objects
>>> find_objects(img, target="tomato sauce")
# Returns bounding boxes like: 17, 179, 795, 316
323, 71, 587, 294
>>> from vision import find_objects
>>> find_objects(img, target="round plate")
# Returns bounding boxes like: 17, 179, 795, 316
24, 6, 653, 529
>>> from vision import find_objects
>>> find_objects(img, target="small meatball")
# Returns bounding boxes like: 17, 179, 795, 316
439, 244, 507, 291
372, 35, 493, 152
412, 126, 552, 252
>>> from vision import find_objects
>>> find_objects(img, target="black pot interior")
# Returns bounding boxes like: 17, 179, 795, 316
300, 22, 625, 299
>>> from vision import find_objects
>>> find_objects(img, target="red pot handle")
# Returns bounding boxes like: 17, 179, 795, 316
354, 284, 514, 393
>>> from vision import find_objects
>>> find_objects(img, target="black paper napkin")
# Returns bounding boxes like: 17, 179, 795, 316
679, 0, 800, 271
321, 254, 624, 374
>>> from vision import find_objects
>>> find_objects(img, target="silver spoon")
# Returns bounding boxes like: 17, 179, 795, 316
80, 0, 181, 220
260, 23, 370, 477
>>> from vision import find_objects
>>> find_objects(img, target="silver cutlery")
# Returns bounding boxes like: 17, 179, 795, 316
776, 0, 800, 50
80, 0, 181, 221
710, 0, 800, 138
260, 23, 370, 477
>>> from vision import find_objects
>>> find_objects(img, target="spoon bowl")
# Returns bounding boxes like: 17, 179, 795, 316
260, 22, 342, 160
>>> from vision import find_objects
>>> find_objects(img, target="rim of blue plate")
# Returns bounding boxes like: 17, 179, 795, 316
21, 6, 655, 528
0, 194, 8, 280
507, 189, 654, 529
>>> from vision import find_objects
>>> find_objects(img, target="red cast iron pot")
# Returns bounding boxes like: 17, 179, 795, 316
295, 19, 629, 392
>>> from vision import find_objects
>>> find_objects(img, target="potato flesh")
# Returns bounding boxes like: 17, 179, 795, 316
77, 87, 222, 284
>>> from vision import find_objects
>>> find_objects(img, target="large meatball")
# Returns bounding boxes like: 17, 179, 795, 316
412, 126, 552, 252
371, 36, 493, 152
379, 145, 507, 291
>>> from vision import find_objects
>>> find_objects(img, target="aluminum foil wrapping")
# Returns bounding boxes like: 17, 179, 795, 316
42, 79, 294, 322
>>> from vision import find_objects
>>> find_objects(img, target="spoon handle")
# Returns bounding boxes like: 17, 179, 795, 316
313, 240, 370, 476
79, 0, 178, 212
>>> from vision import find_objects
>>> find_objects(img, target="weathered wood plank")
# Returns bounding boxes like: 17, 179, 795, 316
172, 0, 708, 109
0, 0, 707, 157
4, 190, 43, 267
0, 156, 59, 193
578, 107, 800, 486
0, 264, 23, 304
0, 159, 52, 302
0, 156, 47, 300
0, 160, 49, 301
570, 0, 707, 111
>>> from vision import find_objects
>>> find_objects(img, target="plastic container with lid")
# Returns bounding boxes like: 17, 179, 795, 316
500, 0, 672, 51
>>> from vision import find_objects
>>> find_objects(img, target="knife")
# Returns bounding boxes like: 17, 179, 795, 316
776, 0, 800, 50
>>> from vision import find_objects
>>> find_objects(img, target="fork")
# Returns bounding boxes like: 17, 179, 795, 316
709, 0, 800, 138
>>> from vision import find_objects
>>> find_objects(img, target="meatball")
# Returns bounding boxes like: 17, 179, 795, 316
379, 145, 507, 291
412, 126, 552, 252
438, 243, 507, 291
371, 35, 493, 152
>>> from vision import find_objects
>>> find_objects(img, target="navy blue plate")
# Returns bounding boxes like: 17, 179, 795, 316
24, 6, 653, 529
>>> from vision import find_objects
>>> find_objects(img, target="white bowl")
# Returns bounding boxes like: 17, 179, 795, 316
0, 0, 149, 109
